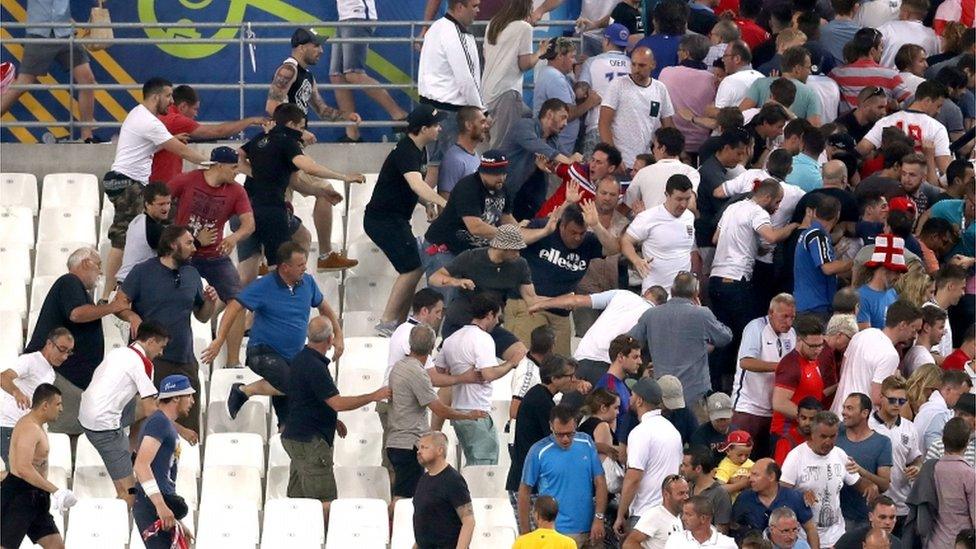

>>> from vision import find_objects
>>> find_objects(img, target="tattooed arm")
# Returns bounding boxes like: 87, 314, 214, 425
310, 88, 361, 123
455, 502, 475, 549
266, 62, 298, 116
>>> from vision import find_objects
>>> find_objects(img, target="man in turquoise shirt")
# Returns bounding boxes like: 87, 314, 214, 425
786, 128, 825, 192
740, 47, 822, 126
927, 188, 975, 259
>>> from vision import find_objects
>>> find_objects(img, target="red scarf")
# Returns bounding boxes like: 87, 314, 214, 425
130, 344, 153, 379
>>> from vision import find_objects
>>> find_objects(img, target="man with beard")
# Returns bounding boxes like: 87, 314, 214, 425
265, 28, 362, 272
837, 393, 893, 530
773, 397, 823, 466
101, 78, 211, 300
412, 431, 476, 549
132, 375, 197, 549
437, 107, 489, 198
117, 226, 218, 436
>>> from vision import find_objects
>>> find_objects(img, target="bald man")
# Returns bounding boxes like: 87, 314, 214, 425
598, 46, 675, 170
862, 527, 891, 549
790, 159, 859, 238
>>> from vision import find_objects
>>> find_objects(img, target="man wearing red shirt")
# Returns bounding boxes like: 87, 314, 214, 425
943, 325, 975, 372
770, 315, 838, 463
167, 146, 255, 368
733, 0, 769, 50
535, 142, 622, 219
151, 85, 265, 183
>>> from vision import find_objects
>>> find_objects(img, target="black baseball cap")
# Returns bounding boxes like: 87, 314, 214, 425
291, 28, 325, 48
406, 104, 448, 128
479, 150, 509, 175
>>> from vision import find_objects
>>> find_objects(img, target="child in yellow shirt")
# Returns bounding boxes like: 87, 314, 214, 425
514, 495, 578, 549
715, 430, 754, 500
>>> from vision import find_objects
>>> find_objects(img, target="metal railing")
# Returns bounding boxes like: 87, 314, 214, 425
1, 19, 579, 137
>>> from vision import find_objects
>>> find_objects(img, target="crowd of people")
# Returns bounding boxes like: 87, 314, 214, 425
1, 0, 976, 547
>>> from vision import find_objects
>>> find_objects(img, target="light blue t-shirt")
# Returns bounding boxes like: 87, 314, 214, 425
746, 77, 822, 119
929, 199, 975, 258
237, 272, 324, 360
522, 433, 604, 534
533, 65, 578, 155
819, 20, 860, 62
837, 426, 892, 521
436, 144, 480, 194
856, 285, 897, 329
785, 153, 823, 192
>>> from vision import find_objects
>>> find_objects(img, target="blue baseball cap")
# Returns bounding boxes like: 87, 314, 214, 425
604, 23, 630, 47
209, 146, 238, 164
159, 375, 195, 399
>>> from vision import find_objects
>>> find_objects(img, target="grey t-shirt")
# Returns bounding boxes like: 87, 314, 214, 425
441, 247, 533, 336
387, 356, 438, 450
700, 481, 733, 527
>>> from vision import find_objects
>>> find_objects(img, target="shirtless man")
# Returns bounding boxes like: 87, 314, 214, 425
266, 27, 362, 273
1, 383, 77, 549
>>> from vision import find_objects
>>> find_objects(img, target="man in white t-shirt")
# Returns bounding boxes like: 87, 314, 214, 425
857, 80, 952, 181
624, 474, 688, 549
527, 287, 661, 385
579, 24, 633, 155
901, 305, 946, 376
614, 378, 683, 537
782, 411, 875, 547
869, 375, 923, 521
79, 321, 172, 505
663, 497, 738, 548
709, 41, 764, 113
102, 77, 210, 299
437, 294, 525, 465
622, 174, 699, 293
730, 294, 797, 460
877, 0, 941, 69
832, 300, 923, 416
0, 328, 74, 468
708, 179, 799, 392
599, 47, 675, 169
626, 127, 701, 212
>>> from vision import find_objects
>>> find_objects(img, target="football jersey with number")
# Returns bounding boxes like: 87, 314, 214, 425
579, 51, 632, 133
863, 110, 951, 157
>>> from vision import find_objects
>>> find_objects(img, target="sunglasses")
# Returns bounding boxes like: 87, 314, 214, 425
171, 270, 182, 288
866, 86, 886, 99
885, 397, 908, 405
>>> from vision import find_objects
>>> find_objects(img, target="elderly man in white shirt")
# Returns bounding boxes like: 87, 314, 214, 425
417, 0, 484, 186
622, 174, 700, 294
614, 379, 683, 538
0, 328, 74, 468
78, 321, 178, 505
708, 41, 763, 114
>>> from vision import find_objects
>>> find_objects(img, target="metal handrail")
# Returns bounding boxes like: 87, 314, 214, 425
0, 19, 580, 137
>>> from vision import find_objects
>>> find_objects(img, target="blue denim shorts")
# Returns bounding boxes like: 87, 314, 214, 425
329, 21, 372, 75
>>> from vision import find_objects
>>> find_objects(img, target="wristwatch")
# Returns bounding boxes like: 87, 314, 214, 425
594, 513, 605, 520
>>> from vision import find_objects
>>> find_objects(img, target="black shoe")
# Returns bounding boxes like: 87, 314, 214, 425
227, 382, 249, 419
337, 135, 363, 143
84, 135, 106, 144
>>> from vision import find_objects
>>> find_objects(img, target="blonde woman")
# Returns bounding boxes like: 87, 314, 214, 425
482, 0, 549, 149
894, 261, 934, 307
903, 363, 942, 421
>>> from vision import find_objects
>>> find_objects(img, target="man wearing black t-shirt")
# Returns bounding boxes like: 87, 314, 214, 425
238, 103, 364, 271
367, 105, 450, 336
511, 203, 619, 356
835, 86, 888, 143
413, 431, 475, 549
26, 247, 129, 435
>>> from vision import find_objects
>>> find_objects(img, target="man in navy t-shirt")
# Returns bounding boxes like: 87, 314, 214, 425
514, 203, 619, 356
132, 375, 195, 549
794, 196, 852, 318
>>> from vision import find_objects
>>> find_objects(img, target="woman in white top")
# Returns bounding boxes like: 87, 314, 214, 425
482, 0, 549, 149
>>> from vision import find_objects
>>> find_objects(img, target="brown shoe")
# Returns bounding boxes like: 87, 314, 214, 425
318, 252, 358, 271
258, 263, 269, 276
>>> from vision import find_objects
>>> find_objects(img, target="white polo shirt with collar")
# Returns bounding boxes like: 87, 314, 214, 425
79, 343, 159, 432
0, 352, 56, 428
626, 409, 683, 517
662, 526, 738, 548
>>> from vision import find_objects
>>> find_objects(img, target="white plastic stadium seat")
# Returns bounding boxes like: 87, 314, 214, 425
200, 465, 263, 508
41, 173, 100, 215
461, 465, 508, 498
33, 241, 89, 277
196, 499, 259, 547
0, 173, 38, 213
336, 408, 382, 432
203, 432, 265, 474
37, 208, 96, 245
325, 498, 389, 549
266, 434, 291, 501
390, 498, 415, 549
0, 278, 28, 319
205, 400, 268, 441
471, 525, 518, 549
0, 310, 24, 356
471, 498, 519, 530
261, 498, 325, 546
334, 466, 391, 503
344, 207, 368, 245
29, 275, 59, 316
208, 367, 265, 407
333, 431, 383, 467
337, 336, 389, 370
311, 272, 340, 313
347, 177, 377, 210
343, 275, 396, 313
346, 240, 397, 277
71, 465, 116, 498
0, 244, 31, 283
336, 368, 384, 396
65, 498, 129, 546
340, 311, 383, 337
0, 206, 35, 248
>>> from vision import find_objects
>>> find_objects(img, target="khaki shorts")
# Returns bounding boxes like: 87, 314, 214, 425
281, 435, 337, 501
505, 299, 573, 357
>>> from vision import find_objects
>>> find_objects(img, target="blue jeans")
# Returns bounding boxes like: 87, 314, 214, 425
419, 238, 457, 306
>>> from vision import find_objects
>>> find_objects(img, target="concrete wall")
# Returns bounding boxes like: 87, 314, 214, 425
0, 142, 396, 184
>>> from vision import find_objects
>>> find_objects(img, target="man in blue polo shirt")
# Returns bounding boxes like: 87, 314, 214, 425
730, 458, 818, 546
794, 195, 852, 319
517, 404, 608, 547
201, 241, 343, 420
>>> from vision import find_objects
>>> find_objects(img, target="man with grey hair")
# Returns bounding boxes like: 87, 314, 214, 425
628, 272, 732, 419
766, 506, 809, 548
281, 316, 390, 522
413, 429, 476, 549
25, 247, 129, 435
387, 324, 485, 503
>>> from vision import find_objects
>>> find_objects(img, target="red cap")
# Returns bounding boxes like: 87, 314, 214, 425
717, 430, 753, 452
888, 196, 917, 216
